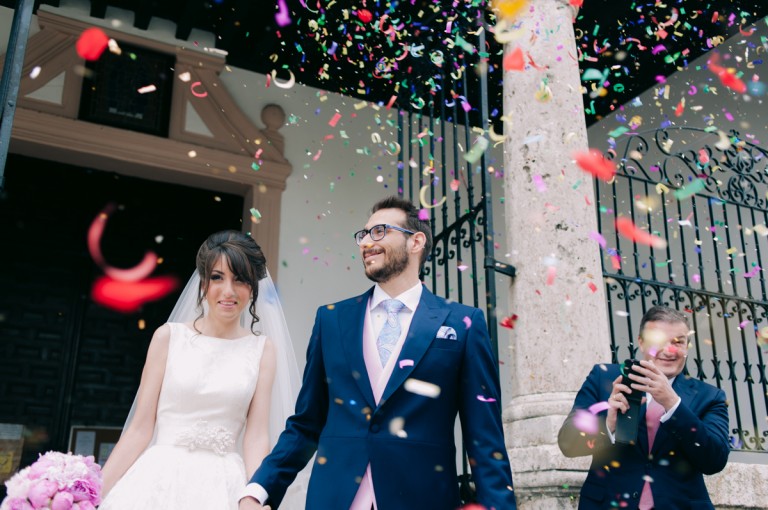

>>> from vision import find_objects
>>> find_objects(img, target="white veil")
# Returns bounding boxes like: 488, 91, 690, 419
166, 270, 302, 449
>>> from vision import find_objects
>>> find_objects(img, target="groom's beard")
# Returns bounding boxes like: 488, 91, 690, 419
364, 242, 409, 283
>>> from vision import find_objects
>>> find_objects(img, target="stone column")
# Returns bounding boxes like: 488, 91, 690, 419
502, 1, 611, 507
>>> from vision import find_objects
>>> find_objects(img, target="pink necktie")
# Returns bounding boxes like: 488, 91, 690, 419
638, 399, 665, 510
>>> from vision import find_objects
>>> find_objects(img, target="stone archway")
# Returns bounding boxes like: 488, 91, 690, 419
4, 9, 291, 277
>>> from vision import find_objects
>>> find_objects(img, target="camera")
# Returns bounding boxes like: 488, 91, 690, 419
615, 359, 643, 444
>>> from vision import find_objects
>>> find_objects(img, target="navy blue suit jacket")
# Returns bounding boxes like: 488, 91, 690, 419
250, 287, 516, 509
558, 364, 730, 510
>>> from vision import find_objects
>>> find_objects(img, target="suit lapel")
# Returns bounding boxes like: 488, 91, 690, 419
379, 289, 449, 406
339, 288, 376, 408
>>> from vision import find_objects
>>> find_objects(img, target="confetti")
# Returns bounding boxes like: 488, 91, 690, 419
572, 149, 616, 181
477, 395, 497, 403
275, 0, 292, 27
499, 314, 518, 329
399, 359, 414, 369
503, 47, 525, 71
463, 316, 472, 329
615, 217, 667, 249
463, 136, 489, 164
76, 27, 109, 61
673, 179, 707, 200
573, 409, 599, 435
404, 378, 441, 398
190, 81, 208, 98
588, 401, 610, 414
137, 84, 157, 94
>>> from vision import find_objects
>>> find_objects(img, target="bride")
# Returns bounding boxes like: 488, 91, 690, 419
99, 230, 306, 509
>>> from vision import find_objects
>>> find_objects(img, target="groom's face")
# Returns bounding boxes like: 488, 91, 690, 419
359, 208, 411, 283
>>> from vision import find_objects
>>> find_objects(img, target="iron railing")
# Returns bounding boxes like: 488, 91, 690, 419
598, 126, 768, 453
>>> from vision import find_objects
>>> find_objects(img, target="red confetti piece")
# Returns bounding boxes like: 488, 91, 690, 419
708, 54, 748, 94
572, 149, 616, 181
503, 46, 525, 71
588, 282, 598, 293
357, 9, 373, 23
610, 254, 622, 270
450, 179, 460, 192
92, 275, 178, 313
76, 27, 109, 61
499, 314, 518, 329
328, 112, 342, 127
615, 217, 667, 249
569, 0, 583, 6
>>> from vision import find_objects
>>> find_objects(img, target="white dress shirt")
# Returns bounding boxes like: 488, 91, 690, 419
240, 282, 423, 507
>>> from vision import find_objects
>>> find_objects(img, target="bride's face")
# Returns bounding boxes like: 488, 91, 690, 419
205, 256, 252, 321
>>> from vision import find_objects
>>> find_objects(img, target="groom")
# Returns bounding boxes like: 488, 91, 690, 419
240, 196, 516, 509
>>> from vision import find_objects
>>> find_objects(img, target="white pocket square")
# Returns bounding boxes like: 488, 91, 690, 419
436, 326, 457, 340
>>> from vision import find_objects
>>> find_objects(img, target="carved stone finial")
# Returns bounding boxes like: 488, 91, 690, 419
261, 104, 286, 131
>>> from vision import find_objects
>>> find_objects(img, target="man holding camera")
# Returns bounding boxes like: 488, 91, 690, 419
558, 306, 730, 509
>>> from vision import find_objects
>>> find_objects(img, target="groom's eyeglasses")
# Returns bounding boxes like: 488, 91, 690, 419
353, 224, 416, 245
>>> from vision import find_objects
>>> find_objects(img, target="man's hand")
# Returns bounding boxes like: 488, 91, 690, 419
628, 359, 678, 411
605, 374, 635, 434
239, 497, 270, 510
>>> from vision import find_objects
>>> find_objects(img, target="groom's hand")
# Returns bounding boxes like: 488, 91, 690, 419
239, 496, 269, 510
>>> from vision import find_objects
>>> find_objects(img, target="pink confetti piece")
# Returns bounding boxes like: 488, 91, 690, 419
477, 395, 497, 403
739, 320, 750, 329
532, 174, 547, 193
457, 265, 468, 272
463, 316, 472, 329
88, 205, 157, 281
546, 266, 557, 285
692, 274, 701, 283
588, 401, 610, 414
399, 359, 414, 369
589, 231, 607, 249
328, 112, 342, 127
418, 209, 430, 221
744, 265, 761, 278
190, 81, 208, 98
449, 179, 460, 192
573, 409, 599, 435
275, 0, 292, 27
312, 150, 322, 161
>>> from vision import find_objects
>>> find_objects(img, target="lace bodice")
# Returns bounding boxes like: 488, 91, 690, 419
152, 323, 265, 455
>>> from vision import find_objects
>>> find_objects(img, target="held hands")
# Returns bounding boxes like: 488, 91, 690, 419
606, 360, 678, 434
239, 497, 270, 510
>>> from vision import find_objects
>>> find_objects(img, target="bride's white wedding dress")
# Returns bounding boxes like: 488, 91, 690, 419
100, 323, 306, 510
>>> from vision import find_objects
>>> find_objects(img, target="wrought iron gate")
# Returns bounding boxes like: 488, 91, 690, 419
394, 15, 514, 501
598, 126, 768, 454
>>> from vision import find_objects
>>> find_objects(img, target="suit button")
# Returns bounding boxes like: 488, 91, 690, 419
632, 492, 639, 499
371, 424, 380, 433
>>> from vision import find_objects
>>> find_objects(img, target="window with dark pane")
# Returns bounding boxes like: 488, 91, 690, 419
79, 41, 174, 137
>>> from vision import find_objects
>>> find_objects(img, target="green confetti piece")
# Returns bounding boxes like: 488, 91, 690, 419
608, 126, 630, 138
673, 179, 706, 200
250, 208, 262, 219
251, 162, 260, 171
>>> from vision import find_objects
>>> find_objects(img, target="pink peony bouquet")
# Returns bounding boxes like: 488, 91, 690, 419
1, 451, 102, 510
